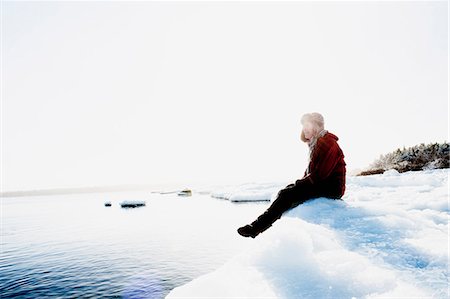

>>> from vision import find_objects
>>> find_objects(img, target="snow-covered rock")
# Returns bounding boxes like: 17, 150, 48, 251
167, 169, 449, 298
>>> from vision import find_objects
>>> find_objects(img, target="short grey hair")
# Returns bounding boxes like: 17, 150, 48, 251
301, 112, 325, 130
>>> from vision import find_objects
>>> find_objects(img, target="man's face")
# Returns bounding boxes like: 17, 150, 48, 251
302, 122, 315, 142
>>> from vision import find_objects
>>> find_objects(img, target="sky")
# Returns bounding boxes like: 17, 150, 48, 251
1, 1, 448, 191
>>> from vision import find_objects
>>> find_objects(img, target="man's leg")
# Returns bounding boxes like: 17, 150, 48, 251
237, 184, 317, 238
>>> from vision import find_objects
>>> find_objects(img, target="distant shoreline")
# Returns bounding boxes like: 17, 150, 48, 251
0, 184, 175, 198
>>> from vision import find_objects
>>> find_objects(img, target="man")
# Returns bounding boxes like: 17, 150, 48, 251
237, 112, 346, 238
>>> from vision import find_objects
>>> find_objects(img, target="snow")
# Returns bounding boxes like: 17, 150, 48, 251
167, 169, 449, 298
211, 182, 284, 202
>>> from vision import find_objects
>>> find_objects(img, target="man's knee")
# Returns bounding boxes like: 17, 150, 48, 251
277, 185, 316, 206
278, 186, 296, 197
273, 187, 302, 210
277, 188, 287, 197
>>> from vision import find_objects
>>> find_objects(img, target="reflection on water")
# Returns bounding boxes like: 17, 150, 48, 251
1, 191, 268, 298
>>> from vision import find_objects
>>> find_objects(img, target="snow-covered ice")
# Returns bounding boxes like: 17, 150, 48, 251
167, 169, 449, 298
211, 182, 284, 202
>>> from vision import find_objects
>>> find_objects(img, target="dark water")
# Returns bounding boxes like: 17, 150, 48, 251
1, 191, 267, 298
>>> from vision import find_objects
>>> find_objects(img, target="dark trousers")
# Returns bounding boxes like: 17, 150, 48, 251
251, 182, 341, 231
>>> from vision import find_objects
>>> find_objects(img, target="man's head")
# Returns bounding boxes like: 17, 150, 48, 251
300, 112, 325, 143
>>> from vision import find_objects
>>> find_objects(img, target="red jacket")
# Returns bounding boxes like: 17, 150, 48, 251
295, 132, 346, 198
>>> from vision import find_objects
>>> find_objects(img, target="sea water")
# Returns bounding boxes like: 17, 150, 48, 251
1, 191, 269, 298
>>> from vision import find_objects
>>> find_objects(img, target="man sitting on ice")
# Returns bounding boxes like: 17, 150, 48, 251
238, 112, 346, 238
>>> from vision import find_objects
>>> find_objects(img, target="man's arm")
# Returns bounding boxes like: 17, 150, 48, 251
295, 140, 342, 186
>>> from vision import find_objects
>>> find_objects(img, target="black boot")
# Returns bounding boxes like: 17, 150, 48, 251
237, 209, 280, 238
237, 224, 259, 238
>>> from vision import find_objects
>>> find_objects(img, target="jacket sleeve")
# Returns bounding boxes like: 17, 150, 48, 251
295, 140, 341, 186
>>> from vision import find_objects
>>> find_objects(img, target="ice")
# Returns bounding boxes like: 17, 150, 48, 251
166, 169, 449, 298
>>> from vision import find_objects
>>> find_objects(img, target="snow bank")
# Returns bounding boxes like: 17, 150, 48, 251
211, 182, 284, 202
167, 169, 449, 298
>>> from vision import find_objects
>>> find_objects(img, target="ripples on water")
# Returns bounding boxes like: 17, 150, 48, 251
1, 191, 268, 298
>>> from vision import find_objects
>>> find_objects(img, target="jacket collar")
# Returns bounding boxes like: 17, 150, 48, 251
309, 129, 328, 151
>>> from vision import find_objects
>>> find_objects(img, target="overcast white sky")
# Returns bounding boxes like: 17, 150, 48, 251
1, 1, 448, 191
